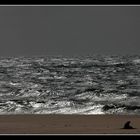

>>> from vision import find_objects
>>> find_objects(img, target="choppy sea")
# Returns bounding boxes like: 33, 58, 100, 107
0, 55, 140, 114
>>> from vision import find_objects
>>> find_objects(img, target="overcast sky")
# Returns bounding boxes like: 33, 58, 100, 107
0, 6, 140, 57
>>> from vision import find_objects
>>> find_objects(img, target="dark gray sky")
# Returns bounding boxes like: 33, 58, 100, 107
0, 6, 140, 57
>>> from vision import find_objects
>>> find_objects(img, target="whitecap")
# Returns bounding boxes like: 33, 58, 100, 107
133, 59, 140, 64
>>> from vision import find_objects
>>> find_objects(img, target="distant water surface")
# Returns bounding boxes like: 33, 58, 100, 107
0, 55, 140, 114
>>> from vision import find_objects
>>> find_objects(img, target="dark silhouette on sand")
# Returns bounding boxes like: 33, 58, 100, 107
123, 121, 134, 129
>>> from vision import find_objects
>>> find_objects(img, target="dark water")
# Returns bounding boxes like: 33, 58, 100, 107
0, 55, 140, 114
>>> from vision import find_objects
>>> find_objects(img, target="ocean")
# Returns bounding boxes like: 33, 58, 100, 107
0, 55, 140, 114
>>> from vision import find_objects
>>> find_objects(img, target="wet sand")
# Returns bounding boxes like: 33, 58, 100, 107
0, 115, 139, 134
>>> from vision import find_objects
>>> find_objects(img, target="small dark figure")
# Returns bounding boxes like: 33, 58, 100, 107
123, 121, 134, 129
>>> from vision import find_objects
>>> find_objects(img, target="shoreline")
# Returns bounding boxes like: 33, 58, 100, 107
0, 115, 139, 134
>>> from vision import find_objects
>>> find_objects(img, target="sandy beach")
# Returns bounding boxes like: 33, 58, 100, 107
0, 115, 139, 134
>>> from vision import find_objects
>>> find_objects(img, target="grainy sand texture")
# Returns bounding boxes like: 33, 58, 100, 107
0, 115, 139, 134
